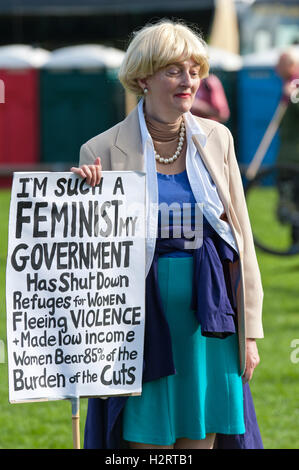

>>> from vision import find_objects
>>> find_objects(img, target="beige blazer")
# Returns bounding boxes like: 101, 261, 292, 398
79, 106, 264, 375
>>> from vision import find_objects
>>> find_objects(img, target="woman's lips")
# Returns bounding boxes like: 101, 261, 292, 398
174, 93, 191, 98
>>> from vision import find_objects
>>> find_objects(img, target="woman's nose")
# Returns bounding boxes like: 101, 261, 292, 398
181, 71, 192, 87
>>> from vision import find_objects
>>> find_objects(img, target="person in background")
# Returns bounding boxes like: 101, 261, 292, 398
275, 47, 299, 247
191, 73, 230, 123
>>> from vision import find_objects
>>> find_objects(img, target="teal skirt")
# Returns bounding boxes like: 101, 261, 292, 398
123, 256, 245, 445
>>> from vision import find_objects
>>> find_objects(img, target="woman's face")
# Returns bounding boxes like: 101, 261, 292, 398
140, 58, 201, 122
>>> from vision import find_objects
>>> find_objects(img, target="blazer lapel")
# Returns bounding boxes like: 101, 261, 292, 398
110, 108, 231, 218
110, 107, 145, 172
192, 132, 231, 214
193, 131, 244, 248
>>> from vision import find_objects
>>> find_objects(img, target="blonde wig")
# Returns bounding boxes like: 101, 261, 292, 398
118, 19, 210, 95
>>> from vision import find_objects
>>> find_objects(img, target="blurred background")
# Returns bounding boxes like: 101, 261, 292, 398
0, 0, 298, 174
0, 0, 299, 449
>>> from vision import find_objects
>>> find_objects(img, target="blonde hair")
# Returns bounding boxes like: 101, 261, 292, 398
118, 19, 210, 95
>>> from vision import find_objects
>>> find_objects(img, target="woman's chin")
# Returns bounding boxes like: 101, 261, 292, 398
176, 102, 193, 115
174, 96, 193, 110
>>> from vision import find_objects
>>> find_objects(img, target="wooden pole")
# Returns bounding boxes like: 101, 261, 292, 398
246, 101, 287, 180
71, 397, 80, 449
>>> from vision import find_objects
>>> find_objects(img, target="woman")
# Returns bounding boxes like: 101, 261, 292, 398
71, 20, 264, 450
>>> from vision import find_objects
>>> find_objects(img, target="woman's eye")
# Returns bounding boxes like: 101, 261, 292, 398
167, 68, 180, 75
165, 66, 200, 78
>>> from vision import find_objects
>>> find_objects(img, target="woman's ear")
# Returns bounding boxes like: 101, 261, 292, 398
137, 78, 148, 94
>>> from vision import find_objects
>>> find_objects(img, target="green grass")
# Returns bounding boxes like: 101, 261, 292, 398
246, 185, 291, 252
246, 185, 299, 449
1, 186, 299, 448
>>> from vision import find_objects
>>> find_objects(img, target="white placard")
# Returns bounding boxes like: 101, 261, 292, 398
6, 171, 146, 403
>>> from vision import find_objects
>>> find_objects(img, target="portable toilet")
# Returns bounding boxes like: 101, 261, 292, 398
0, 45, 49, 174
237, 48, 285, 169
40, 44, 125, 167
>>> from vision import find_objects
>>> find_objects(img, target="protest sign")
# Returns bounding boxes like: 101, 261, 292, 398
6, 171, 146, 404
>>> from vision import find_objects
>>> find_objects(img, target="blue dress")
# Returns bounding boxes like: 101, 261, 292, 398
122, 170, 245, 445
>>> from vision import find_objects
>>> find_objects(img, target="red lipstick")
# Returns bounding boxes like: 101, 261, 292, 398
175, 93, 191, 98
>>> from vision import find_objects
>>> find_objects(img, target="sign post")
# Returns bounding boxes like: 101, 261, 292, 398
6, 171, 146, 447
71, 397, 80, 449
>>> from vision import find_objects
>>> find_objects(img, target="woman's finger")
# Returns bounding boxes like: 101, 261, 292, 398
242, 367, 253, 384
70, 166, 85, 178
81, 165, 93, 185
95, 164, 102, 186
71, 164, 92, 184
90, 166, 98, 187
242, 357, 260, 384
70, 157, 102, 186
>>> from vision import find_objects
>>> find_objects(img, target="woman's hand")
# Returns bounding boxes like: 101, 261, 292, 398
70, 157, 102, 187
242, 338, 260, 384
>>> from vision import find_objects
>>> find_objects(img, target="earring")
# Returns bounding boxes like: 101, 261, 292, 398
144, 87, 148, 94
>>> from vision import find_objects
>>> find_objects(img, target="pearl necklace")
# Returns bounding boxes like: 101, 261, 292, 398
154, 119, 185, 164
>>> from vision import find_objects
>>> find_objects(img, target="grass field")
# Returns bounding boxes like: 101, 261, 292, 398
1, 186, 299, 449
